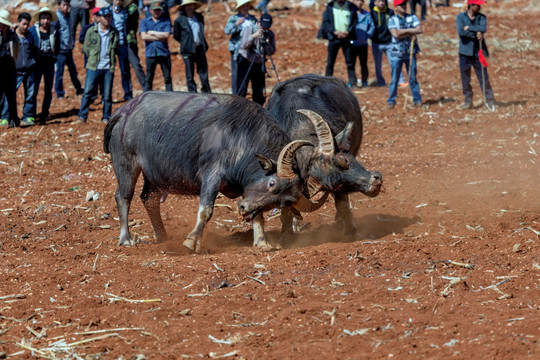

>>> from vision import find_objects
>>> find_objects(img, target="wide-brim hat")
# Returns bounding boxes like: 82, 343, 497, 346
178, 0, 203, 10
104, 0, 133, 7
234, 0, 256, 11
0, 9, 13, 27
33, 7, 58, 23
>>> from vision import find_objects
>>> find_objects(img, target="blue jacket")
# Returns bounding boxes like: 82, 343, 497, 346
352, 9, 374, 46
317, 1, 358, 41
456, 11, 489, 57
28, 23, 60, 61
14, 28, 37, 72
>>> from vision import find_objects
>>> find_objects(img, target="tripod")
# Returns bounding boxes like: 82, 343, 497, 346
237, 33, 279, 102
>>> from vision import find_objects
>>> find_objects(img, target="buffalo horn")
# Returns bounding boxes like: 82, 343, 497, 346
306, 176, 322, 198
297, 109, 334, 156
291, 192, 330, 213
335, 122, 354, 152
277, 140, 314, 179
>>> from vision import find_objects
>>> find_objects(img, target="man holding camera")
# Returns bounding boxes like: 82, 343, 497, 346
236, 13, 275, 105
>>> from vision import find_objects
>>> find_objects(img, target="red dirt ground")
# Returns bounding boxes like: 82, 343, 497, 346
1, 1, 540, 358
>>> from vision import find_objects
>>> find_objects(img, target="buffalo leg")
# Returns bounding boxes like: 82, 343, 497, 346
140, 177, 167, 242
184, 178, 220, 253
278, 207, 296, 246
114, 160, 141, 246
252, 213, 272, 249
334, 192, 358, 237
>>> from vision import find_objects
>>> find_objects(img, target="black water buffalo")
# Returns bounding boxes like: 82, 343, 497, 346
265, 74, 383, 238
103, 91, 319, 252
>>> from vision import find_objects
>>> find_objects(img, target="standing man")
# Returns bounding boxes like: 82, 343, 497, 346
140, 1, 172, 91
77, 7, 119, 124
70, 0, 93, 45
1, 13, 37, 127
351, 0, 374, 87
173, 0, 211, 93
126, 0, 146, 91
317, 0, 358, 88
109, 0, 133, 100
0, 9, 20, 128
456, 0, 495, 109
236, 13, 275, 105
386, 0, 422, 108
53, 0, 84, 99
224, 0, 257, 95
29, 7, 60, 123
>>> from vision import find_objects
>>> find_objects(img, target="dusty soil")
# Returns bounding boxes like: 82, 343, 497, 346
1, 1, 540, 358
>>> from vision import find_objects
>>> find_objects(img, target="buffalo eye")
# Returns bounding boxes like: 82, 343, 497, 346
268, 179, 276, 190
334, 153, 349, 169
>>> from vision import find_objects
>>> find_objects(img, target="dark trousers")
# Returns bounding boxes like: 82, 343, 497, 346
145, 56, 172, 92
325, 38, 356, 85
0, 56, 18, 125
78, 68, 114, 121
230, 52, 238, 95
459, 53, 494, 103
55, 51, 83, 98
351, 45, 369, 85
70, 7, 89, 45
33, 59, 55, 121
2, 70, 35, 120
411, 0, 427, 21
236, 56, 265, 105
128, 42, 146, 90
117, 44, 133, 99
183, 45, 211, 93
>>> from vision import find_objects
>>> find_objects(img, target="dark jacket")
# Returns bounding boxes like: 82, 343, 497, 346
317, 1, 358, 41
0, 28, 20, 60
83, 25, 119, 72
127, 2, 140, 46
456, 11, 489, 57
173, 12, 208, 56
370, 5, 394, 44
28, 23, 60, 61
14, 28, 37, 72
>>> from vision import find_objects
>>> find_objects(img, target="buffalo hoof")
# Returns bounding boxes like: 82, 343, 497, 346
254, 242, 274, 251
118, 237, 134, 246
183, 238, 196, 251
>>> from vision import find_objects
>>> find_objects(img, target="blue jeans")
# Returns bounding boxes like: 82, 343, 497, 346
2, 71, 35, 120
388, 55, 422, 105
256, 0, 271, 13
78, 69, 114, 121
372, 42, 405, 86
33, 59, 55, 120
117, 44, 133, 99
55, 51, 83, 98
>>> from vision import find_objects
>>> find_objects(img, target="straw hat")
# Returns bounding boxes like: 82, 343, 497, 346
0, 9, 13, 27
33, 7, 58, 23
234, 0, 256, 11
178, 0, 203, 10
104, 0, 133, 7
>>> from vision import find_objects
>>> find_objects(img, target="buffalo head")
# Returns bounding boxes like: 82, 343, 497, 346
298, 109, 383, 199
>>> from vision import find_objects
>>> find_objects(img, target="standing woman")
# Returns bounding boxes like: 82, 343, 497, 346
173, 0, 211, 93
224, 0, 256, 95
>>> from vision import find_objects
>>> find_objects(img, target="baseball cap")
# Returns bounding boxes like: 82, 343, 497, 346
92, 7, 100, 15
467, 0, 485, 5
150, 1, 163, 10
97, 7, 112, 16
393, 0, 407, 6
260, 13, 272, 29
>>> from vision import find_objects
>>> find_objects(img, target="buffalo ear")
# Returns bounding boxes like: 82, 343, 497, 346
335, 122, 354, 152
256, 154, 277, 175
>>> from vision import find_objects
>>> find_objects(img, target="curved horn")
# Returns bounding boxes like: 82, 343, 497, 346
277, 140, 314, 179
306, 176, 322, 198
291, 192, 330, 213
297, 109, 334, 157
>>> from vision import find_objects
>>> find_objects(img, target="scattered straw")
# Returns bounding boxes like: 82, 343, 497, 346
106, 293, 161, 304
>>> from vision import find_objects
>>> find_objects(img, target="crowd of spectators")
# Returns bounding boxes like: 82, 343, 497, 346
0, 0, 495, 128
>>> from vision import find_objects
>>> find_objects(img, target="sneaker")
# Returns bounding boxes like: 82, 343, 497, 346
123, 95, 133, 101
361, 81, 368, 87
76, 89, 84, 96
461, 102, 472, 110
399, 82, 409, 88
387, 103, 395, 109
486, 100, 496, 110
74, 117, 86, 124
0, 119, 8, 127
101, 118, 109, 123
414, 102, 422, 108
21, 117, 36, 127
